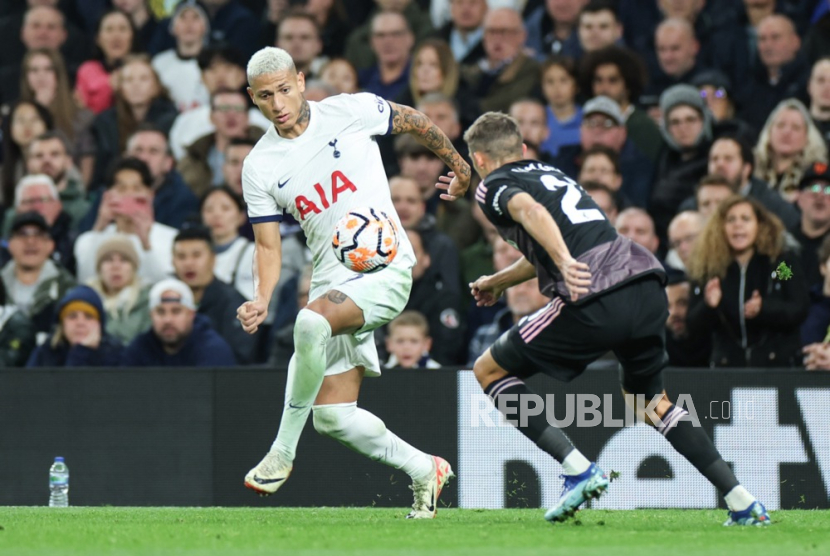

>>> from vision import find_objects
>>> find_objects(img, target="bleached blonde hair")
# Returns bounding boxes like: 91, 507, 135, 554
246, 47, 296, 85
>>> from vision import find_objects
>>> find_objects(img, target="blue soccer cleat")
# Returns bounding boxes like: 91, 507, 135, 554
544, 463, 609, 523
723, 501, 771, 526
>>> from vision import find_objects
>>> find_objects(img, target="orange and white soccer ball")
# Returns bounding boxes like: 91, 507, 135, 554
331, 207, 400, 273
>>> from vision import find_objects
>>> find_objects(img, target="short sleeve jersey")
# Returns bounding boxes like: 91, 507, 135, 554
476, 160, 618, 297
242, 93, 415, 280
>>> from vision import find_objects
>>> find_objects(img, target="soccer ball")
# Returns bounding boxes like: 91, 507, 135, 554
331, 207, 400, 273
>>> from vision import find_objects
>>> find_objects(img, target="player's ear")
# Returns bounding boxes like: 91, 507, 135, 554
246, 87, 255, 103
297, 71, 306, 93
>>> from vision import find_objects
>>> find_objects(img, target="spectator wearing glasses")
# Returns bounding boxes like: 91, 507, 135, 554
794, 162, 830, 290
357, 11, 415, 100
3, 175, 77, 274
650, 84, 712, 241
1, 212, 75, 333
177, 89, 265, 198
666, 210, 703, 272
691, 70, 755, 143
460, 8, 540, 114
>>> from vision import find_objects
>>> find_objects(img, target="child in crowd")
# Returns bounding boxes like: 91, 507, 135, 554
539, 56, 582, 158
384, 311, 441, 369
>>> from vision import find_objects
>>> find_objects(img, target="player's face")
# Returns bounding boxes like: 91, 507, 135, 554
248, 70, 307, 138
173, 240, 215, 289
724, 202, 758, 254
152, 301, 195, 347
665, 282, 690, 338
386, 325, 431, 368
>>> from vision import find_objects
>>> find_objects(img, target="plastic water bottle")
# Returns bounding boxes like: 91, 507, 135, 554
49, 457, 69, 507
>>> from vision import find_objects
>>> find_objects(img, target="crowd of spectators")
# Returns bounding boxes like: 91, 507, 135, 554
2, 0, 830, 370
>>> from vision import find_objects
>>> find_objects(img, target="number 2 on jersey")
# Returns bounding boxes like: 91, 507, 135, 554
540, 174, 605, 224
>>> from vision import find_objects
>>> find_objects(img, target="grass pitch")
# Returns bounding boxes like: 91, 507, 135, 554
0, 507, 826, 556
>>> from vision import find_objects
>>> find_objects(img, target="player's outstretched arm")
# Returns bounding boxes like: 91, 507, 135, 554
237, 221, 282, 334
387, 101, 471, 198
470, 257, 537, 307
506, 192, 592, 302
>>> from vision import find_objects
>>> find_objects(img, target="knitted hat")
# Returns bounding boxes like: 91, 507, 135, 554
658, 84, 713, 151
583, 96, 624, 126
169, 0, 211, 37
56, 285, 104, 326
659, 84, 706, 117
95, 235, 140, 271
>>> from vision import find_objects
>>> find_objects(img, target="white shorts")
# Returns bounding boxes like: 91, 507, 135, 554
308, 260, 413, 378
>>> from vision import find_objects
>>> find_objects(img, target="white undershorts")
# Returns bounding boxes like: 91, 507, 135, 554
308, 260, 413, 378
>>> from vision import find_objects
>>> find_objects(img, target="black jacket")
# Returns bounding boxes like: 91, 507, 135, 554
405, 264, 466, 365
650, 144, 710, 242
197, 278, 259, 364
686, 251, 809, 367
735, 55, 811, 132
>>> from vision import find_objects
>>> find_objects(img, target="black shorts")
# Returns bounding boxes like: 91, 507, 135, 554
490, 275, 668, 395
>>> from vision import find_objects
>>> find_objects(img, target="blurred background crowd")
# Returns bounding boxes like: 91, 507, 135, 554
1, 0, 830, 371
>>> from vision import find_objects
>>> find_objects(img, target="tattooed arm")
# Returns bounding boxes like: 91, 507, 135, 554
388, 101, 471, 200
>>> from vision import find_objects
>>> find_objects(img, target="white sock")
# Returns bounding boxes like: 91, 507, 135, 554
270, 310, 332, 460
724, 485, 755, 512
561, 450, 592, 476
313, 402, 434, 480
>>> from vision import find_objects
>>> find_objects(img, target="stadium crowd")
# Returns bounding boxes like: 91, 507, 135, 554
1, 0, 830, 370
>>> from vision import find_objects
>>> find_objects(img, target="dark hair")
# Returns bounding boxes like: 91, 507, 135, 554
278, 9, 321, 37
696, 173, 738, 193
579, 45, 647, 104
580, 0, 619, 22
198, 43, 245, 72
105, 157, 153, 189
127, 122, 173, 157
200, 185, 245, 213
711, 135, 755, 173
1, 100, 55, 204
581, 180, 619, 213
226, 136, 258, 153
174, 226, 214, 247
210, 87, 248, 109
541, 55, 579, 82
0, 275, 6, 306
581, 144, 621, 174
92, 9, 138, 64
29, 130, 72, 155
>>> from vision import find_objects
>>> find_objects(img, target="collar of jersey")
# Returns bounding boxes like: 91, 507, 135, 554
269, 101, 319, 144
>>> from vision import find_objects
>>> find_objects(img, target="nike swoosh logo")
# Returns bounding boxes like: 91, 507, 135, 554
278, 178, 290, 188
252, 476, 285, 485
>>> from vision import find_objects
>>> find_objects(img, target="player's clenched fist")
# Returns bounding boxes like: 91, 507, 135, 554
470, 275, 505, 307
237, 300, 268, 334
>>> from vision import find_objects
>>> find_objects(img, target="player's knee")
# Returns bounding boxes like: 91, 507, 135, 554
294, 309, 332, 351
312, 403, 356, 438
473, 353, 504, 389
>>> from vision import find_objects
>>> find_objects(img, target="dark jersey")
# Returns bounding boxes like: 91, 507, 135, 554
476, 160, 665, 303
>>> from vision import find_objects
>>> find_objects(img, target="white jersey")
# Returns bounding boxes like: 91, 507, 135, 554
242, 93, 415, 285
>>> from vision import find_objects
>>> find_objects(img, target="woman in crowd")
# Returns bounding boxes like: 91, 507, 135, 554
26, 285, 123, 367
686, 196, 809, 367
19, 48, 96, 184
398, 39, 459, 108
90, 54, 177, 187
319, 58, 359, 94
754, 98, 828, 203
75, 9, 138, 114
86, 235, 151, 346
0, 100, 54, 206
200, 186, 254, 300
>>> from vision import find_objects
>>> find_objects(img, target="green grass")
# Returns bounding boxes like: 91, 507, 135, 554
0, 507, 827, 556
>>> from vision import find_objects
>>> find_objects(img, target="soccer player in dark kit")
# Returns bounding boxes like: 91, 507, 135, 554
436, 112, 770, 526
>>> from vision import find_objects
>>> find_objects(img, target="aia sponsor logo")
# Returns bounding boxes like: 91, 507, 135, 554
294, 170, 357, 220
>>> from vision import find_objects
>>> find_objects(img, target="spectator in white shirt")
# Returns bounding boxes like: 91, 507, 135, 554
74, 157, 177, 283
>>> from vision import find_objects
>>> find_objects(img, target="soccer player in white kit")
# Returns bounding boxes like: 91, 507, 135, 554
236, 47, 471, 519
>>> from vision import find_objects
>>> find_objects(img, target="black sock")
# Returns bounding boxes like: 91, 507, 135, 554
658, 405, 740, 494
484, 376, 575, 463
